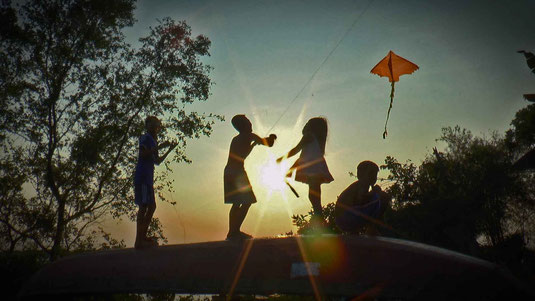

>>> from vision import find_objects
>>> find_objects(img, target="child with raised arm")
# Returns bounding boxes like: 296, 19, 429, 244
277, 117, 334, 227
134, 116, 177, 249
335, 160, 391, 235
224, 115, 276, 241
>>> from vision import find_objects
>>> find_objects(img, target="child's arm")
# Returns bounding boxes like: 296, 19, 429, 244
372, 184, 382, 194
140, 141, 177, 164
356, 185, 382, 205
276, 134, 310, 162
155, 141, 178, 165
251, 133, 277, 147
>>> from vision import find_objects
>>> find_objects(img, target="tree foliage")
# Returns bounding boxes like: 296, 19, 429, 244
506, 103, 535, 151
382, 126, 535, 259
0, 0, 222, 259
291, 203, 340, 235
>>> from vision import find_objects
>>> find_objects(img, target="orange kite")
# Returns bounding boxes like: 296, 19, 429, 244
371, 50, 419, 138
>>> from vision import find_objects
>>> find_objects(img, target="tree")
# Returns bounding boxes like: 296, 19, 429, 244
0, 0, 222, 260
292, 203, 341, 235
505, 103, 535, 247
383, 126, 535, 255
506, 104, 535, 151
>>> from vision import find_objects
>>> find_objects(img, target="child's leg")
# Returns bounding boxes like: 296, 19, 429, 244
228, 203, 240, 236
141, 202, 156, 239
366, 192, 390, 236
236, 203, 251, 233
308, 181, 323, 217
378, 191, 391, 218
135, 205, 148, 244
365, 224, 380, 236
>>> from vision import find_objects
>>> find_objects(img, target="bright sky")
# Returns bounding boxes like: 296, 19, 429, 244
107, 0, 535, 246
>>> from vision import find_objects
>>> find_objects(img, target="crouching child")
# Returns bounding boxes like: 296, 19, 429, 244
335, 161, 391, 235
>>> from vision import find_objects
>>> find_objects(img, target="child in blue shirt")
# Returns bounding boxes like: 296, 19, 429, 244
134, 116, 176, 249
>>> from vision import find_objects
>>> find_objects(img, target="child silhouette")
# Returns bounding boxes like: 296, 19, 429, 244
134, 116, 177, 249
335, 160, 391, 235
224, 115, 276, 241
277, 117, 333, 226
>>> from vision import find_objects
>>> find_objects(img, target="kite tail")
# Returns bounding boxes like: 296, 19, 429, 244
383, 82, 395, 139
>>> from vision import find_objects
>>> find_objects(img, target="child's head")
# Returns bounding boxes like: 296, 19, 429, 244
145, 116, 161, 134
231, 114, 252, 133
302, 117, 328, 154
357, 160, 379, 186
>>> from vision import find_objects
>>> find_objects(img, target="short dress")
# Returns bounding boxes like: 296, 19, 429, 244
224, 165, 257, 205
290, 136, 334, 184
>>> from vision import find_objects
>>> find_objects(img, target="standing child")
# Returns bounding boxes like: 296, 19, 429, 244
224, 115, 276, 241
134, 116, 177, 249
277, 117, 334, 226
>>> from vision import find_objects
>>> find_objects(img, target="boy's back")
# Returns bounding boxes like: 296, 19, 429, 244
335, 180, 376, 218
226, 133, 255, 167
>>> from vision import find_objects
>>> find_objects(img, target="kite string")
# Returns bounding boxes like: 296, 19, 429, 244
265, 0, 375, 135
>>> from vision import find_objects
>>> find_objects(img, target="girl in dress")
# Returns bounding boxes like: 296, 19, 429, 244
277, 117, 334, 224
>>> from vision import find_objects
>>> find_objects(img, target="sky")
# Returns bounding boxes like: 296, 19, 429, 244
104, 0, 535, 246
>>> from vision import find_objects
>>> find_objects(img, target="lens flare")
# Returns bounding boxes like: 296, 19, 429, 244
258, 153, 292, 194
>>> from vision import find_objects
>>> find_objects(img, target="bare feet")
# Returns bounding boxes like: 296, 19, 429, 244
239, 231, 253, 239
145, 236, 159, 246
135, 237, 158, 249
226, 231, 253, 241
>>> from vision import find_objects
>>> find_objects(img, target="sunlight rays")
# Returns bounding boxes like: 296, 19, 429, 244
227, 103, 326, 299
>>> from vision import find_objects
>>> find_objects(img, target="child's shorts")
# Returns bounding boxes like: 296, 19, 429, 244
336, 199, 381, 233
134, 184, 155, 206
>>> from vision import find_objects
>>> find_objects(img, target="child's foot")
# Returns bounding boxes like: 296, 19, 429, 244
239, 231, 253, 239
134, 239, 149, 249
135, 238, 158, 249
145, 236, 159, 246
226, 231, 252, 241
225, 233, 240, 241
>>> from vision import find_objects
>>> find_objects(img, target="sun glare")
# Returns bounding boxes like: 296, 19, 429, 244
259, 152, 292, 194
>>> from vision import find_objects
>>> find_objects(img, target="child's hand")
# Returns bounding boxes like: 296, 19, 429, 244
160, 141, 178, 150
267, 134, 277, 147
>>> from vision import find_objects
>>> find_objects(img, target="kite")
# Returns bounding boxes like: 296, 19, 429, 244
371, 50, 419, 138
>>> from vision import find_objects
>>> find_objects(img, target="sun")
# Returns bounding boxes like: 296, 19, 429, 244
258, 152, 292, 194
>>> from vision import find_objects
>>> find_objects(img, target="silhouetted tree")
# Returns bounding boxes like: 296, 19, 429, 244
506, 104, 535, 151
383, 126, 535, 255
292, 203, 341, 235
505, 103, 535, 246
0, 0, 221, 260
